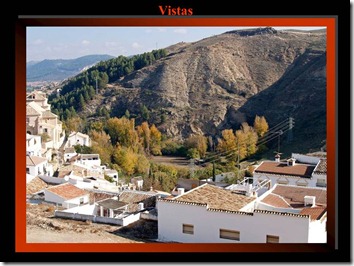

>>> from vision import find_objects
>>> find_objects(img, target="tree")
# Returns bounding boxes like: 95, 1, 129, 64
89, 130, 114, 165
65, 116, 84, 133
137, 122, 151, 153
150, 124, 162, 155
113, 146, 138, 176
235, 122, 258, 159
217, 129, 237, 154
78, 94, 85, 111
253, 115, 269, 137
105, 117, 138, 148
124, 109, 131, 119
184, 135, 208, 158
186, 148, 200, 159
140, 105, 150, 121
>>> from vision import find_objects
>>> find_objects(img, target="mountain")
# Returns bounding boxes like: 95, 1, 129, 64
53, 27, 327, 154
26, 54, 115, 82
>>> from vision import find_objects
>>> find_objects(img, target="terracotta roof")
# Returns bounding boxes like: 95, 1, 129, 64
261, 185, 326, 209
45, 183, 88, 200
27, 176, 49, 194
169, 184, 255, 212
254, 161, 315, 178
313, 159, 327, 174
299, 206, 327, 220
119, 191, 154, 204
26, 155, 47, 166
254, 209, 310, 219
261, 194, 290, 208
89, 191, 117, 204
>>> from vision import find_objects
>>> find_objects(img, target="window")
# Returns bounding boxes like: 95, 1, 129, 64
266, 235, 279, 243
79, 198, 84, 205
219, 229, 240, 241
44, 128, 48, 133
182, 224, 194, 235
26, 168, 30, 174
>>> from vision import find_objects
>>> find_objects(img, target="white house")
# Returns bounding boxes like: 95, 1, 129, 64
252, 159, 316, 192
26, 134, 42, 157
75, 154, 101, 168
44, 183, 90, 209
105, 169, 119, 182
66, 131, 91, 148
157, 183, 326, 243
26, 155, 53, 176
64, 147, 77, 162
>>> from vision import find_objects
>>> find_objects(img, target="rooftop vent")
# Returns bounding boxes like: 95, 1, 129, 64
304, 196, 316, 207
287, 158, 296, 166
177, 188, 185, 196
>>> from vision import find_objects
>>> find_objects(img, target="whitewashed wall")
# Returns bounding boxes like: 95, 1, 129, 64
158, 201, 312, 243
253, 173, 318, 189
291, 153, 321, 165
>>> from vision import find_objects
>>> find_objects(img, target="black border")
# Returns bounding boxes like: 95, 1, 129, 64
2, 1, 351, 263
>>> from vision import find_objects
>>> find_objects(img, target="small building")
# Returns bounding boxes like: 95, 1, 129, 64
105, 169, 119, 182
44, 183, 89, 209
26, 134, 42, 157
76, 154, 101, 168
66, 131, 91, 148
64, 147, 77, 162
26, 155, 53, 176
252, 157, 317, 192
131, 176, 143, 190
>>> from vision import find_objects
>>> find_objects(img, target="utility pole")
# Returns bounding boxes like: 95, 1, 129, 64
237, 137, 240, 180
212, 162, 216, 182
287, 117, 294, 142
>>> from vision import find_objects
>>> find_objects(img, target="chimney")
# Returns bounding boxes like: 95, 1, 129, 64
287, 158, 296, 166
304, 196, 316, 207
177, 188, 185, 196
275, 154, 281, 162
138, 202, 144, 211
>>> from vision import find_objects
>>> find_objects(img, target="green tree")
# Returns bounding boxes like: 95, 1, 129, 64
141, 105, 150, 121
78, 94, 85, 111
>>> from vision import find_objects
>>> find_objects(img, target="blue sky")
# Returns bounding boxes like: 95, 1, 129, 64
27, 26, 325, 62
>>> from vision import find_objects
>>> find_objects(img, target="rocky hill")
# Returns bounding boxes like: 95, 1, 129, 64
55, 27, 327, 153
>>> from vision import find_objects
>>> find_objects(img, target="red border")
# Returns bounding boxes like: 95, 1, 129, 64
16, 17, 336, 253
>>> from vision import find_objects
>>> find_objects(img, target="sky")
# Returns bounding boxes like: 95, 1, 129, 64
27, 26, 325, 62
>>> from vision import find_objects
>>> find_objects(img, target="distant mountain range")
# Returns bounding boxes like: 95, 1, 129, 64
26, 54, 115, 82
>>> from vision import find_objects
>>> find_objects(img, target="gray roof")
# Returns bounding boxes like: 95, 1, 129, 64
97, 199, 127, 210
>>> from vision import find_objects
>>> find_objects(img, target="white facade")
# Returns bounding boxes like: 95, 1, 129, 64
64, 149, 77, 162
76, 154, 101, 168
66, 132, 91, 148
158, 201, 315, 243
252, 172, 317, 190
44, 187, 89, 209
26, 155, 53, 176
105, 169, 118, 181
291, 153, 321, 165
26, 134, 42, 157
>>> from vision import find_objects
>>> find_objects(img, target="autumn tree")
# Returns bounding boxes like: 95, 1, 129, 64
136, 122, 151, 154
253, 115, 269, 137
65, 116, 84, 133
89, 130, 114, 165
184, 135, 208, 158
113, 146, 138, 176
150, 124, 162, 155
105, 117, 138, 148
235, 122, 258, 159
